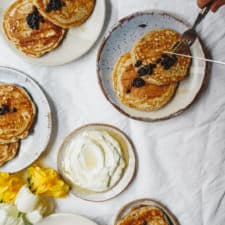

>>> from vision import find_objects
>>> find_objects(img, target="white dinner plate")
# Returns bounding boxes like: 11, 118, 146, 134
58, 123, 136, 202
36, 213, 99, 225
0, 0, 106, 66
0, 66, 52, 173
115, 199, 179, 225
97, 11, 207, 121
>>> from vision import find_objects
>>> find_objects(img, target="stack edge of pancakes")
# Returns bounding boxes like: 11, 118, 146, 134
0, 84, 36, 166
117, 206, 170, 225
2, 0, 95, 57
112, 29, 192, 111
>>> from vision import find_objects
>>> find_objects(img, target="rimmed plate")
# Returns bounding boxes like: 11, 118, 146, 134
97, 11, 207, 121
57, 123, 136, 202
0, 66, 52, 173
114, 198, 179, 225
0, 0, 106, 66
36, 213, 99, 225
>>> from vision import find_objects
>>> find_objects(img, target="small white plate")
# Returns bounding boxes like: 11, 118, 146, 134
36, 213, 99, 225
115, 199, 179, 225
58, 124, 136, 202
0, 66, 52, 173
97, 11, 207, 121
0, 0, 106, 66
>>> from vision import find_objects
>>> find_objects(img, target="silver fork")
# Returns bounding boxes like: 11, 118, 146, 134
171, 2, 213, 53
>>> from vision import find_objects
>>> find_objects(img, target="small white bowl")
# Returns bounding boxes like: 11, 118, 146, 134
57, 123, 136, 202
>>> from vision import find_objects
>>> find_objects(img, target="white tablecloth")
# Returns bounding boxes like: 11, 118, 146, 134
1, 0, 225, 225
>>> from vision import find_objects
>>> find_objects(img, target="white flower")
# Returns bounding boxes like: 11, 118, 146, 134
15, 186, 39, 213
0, 186, 55, 225
15, 185, 55, 217
0, 209, 7, 225
26, 210, 43, 224
0, 204, 23, 225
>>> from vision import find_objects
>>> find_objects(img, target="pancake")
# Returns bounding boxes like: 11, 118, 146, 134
112, 53, 177, 111
131, 29, 191, 86
0, 142, 19, 167
117, 206, 170, 225
34, 0, 95, 28
2, 0, 66, 57
0, 84, 36, 144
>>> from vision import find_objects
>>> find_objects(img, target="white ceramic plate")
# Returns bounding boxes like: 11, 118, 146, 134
36, 213, 99, 225
58, 124, 136, 202
0, 66, 52, 173
0, 0, 106, 66
115, 199, 179, 225
97, 11, 207, 121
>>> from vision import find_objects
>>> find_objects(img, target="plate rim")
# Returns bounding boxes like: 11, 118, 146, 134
36, 213, 99, 225
114, 198, 180, 225
57, 123, 137, 202
96, 10, 208, 122
0, 66, 52, 172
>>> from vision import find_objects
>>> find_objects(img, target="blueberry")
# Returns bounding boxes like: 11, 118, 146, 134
159, 54, 177, 69
46, 0, 65, 12
163, 64, 170, 70
137, 67, 148, 76
137, 64, 156, 76
0, 108, 4, 115
156, 58, 162, 64
138, 24, 147, 28
26, 6, 44, 30
126, 89, 131, 94
161, 54, 169, 58
142, 221, 148, 225
135, 60, 142, 68
145, 64, 156, 74
132, 78, 145, 88
0, 105, 10, 115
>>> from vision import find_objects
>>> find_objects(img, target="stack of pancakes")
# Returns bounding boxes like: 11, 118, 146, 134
112, 29, 192, 111
2, 0, 95, 57
117, 206, 170, 225
0, 84, 36, 166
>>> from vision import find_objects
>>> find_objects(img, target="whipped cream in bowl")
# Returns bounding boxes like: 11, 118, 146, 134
57, 124, 136, 202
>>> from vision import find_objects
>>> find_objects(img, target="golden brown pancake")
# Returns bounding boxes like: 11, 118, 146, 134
131, 29, 191, 86
0, 142, 19, 167
34, 0, 95, 28
0, 84, 36, 144
2, 0, 66, 57
117, 206, 170, 225
112, 53, 177, 111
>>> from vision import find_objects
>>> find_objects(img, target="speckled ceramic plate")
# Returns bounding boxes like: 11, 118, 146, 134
57, 123, 136, 202
36, 213, 99, 225
115, 199, 179, 225
97, 11, 207, 121
0, 66, 52, 173
0, 0, 105, 66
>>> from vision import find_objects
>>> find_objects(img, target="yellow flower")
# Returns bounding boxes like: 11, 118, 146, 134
0, 172, 24, 203
27, 166, 70, 198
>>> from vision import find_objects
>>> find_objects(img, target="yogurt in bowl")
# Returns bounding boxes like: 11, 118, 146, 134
57, 124, 136, 202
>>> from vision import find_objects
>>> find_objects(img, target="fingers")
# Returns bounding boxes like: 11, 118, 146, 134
197, 0, 213, 8
211, 0, 225, 11
197, 0, 225, 11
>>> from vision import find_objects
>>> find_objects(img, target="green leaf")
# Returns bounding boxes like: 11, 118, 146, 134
17, 212, 23, 218
22, 214, 33, 225
17, 212, 33, 225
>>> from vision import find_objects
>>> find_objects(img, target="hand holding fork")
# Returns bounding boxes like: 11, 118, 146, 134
197, 0, 225, 12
